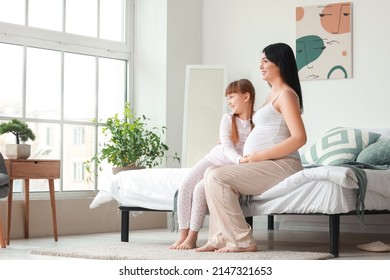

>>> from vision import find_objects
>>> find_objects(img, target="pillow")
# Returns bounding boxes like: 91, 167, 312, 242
356, 139, 390, 165
301, 127, 381, 166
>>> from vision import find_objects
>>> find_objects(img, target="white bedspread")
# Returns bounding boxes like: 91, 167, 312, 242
244, 166, 390, 215
90, 166, 390, 215
90, 168, 190, 210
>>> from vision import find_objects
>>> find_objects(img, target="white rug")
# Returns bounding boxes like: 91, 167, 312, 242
31, 242, 334, 260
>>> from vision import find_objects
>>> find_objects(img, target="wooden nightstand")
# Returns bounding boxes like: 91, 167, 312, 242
5, 159, 60, 245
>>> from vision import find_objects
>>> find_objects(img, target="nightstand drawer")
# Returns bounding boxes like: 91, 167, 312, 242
7, 160, 60, 179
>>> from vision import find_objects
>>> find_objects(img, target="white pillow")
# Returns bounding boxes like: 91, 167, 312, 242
301, 127, 381, 166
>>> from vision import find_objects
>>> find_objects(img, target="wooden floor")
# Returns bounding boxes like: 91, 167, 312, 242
1, 227, 390, 260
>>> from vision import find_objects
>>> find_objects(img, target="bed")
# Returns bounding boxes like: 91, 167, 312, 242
90, 127, 390, 257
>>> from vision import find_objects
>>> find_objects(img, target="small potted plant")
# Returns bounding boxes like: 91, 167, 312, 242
85, 102, 179, 178
0, 118, 36, 159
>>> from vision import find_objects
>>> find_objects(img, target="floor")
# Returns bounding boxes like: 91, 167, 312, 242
1, 227, 390, 260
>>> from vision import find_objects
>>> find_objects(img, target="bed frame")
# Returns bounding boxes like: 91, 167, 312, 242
118, 206, 389, 257
264, 210, 390, 257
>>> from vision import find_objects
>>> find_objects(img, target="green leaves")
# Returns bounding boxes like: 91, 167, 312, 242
0, 119, 36, 144
86, 103, 179, 175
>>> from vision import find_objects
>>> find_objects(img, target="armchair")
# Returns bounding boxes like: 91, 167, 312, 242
0, 152, 10, 248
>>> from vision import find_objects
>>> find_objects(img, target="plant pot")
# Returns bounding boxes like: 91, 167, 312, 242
5, 144, 31, 159
112, 166, 145, 175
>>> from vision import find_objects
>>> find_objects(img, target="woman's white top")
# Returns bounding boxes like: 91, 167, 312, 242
243, 97, 300, 159
206, 113, 252, 165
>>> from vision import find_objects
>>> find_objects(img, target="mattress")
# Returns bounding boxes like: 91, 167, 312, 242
90, 165, 390, 216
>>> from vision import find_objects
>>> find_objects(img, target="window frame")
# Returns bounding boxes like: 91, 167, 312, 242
0, 0, 134, 199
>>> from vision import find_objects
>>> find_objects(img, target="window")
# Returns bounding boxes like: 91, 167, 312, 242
29, 0, 63, 32
0, 0, 132, 194
64, 53, 97, 122
26, 47, 62, 120
73, 162, 86, 182
0, 0, 126, 42
0, 0, 25, 25
66, 0, 98, 37
45, 127, 54, 146
0, 43, 23, 117
73, 127, 85, 146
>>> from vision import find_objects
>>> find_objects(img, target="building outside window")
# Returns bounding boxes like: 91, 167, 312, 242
0, 0, 132, 195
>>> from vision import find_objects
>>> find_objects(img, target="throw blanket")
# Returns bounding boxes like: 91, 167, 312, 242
307, 161, 388, 227
171, 190, 179, 232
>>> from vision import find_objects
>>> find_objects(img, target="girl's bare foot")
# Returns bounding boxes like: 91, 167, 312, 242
169, 229, 189, 249
216, 245, 257, 253
195, 244, 218, 252
176, 230, 198, 250
169, 238, 186, 249
176, 239, 196, 250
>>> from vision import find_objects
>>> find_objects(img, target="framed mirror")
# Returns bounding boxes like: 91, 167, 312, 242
182, 65, 227, 168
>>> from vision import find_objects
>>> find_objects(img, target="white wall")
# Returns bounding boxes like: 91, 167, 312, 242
201, 0, 390, 150
133, 0, 168, 134
166, 0, 203, 167
135, 0, 390, 162
134, 0, 202, 167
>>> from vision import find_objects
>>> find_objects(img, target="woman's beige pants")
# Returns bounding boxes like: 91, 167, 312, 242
204, 157, 302, 249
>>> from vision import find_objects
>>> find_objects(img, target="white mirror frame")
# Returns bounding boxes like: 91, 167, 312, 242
181, 65, 227, 168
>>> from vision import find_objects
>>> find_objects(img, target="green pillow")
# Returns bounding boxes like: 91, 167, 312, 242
301, 127, 381, 166
356, 139, 390, 165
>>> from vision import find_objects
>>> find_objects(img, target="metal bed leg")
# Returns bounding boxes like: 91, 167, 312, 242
267, 215, 274, 230
245, 216, 253, 227
329, 214, 340, 257
121, 209, 129, 242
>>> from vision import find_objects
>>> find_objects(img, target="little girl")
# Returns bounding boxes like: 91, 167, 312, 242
169, 78, 256, 250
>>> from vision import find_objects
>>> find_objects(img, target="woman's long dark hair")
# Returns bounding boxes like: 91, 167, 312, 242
263, 43, 303, 112
225, 79, 256, 144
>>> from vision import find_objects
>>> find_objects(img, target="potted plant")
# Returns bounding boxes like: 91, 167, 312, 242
85, 102, 180, 178
0, 118, 36, 159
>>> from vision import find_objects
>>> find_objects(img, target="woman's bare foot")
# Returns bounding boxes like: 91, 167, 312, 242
195, 244, 218, 252
176, 230, 198, 250
216, 245, 257, 253
169, 229, 189, 249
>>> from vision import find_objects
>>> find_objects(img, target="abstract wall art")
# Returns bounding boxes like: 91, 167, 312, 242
296, 2, 352, 81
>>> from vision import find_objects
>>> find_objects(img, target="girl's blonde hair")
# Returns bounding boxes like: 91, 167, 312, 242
225, 79, 256, 144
